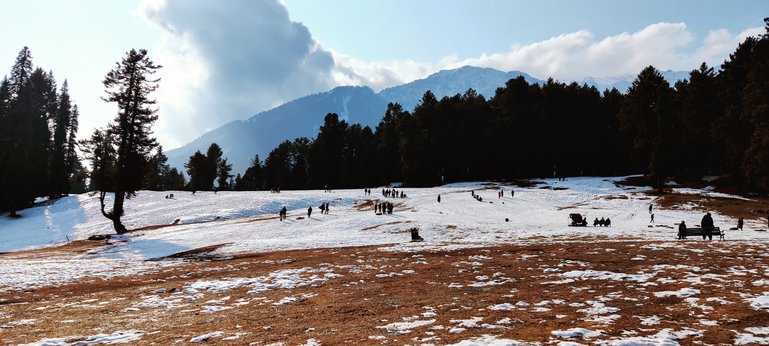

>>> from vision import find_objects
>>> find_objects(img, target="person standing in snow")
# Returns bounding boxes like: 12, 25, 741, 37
437, 195, 441, 203
307, 206, 312, 218
701, 212, 714, 240
678, 221, 687, 240
737, 217, 744, 231
649, 204, 653, 214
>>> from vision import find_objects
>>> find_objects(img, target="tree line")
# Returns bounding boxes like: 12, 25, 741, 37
0, 47, 86, 216
209, 19, 767, 192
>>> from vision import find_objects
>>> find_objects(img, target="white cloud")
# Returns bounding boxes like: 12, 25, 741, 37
333, 22, 764, 88
138, 0, 336, 148
134, 0, 764, 148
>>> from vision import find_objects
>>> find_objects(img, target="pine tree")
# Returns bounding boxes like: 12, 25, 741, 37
216, 158, 233, 190
0, 78, 12, 212
237, 155, 264, 190
263, 141, 293, 190
66, 105, 80, 191
374, 103, 407, 184
49, 80, 74, 198
742, 18, 769, 190
99, 49, 161, 233
144, 146, 173, 190
714, 37, 757, 187
185, 150, 208, 192
80, 128, 116, 192
620, 66, 674, 189
307, 114, 348, 188
205, 143, 223, 190
3, 47, 43, 216
675, 63, 721, 179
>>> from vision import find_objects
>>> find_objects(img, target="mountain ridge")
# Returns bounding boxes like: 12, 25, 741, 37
166, 66, 689, 176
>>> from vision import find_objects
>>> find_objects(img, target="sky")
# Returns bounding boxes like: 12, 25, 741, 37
0, 0, 766, 150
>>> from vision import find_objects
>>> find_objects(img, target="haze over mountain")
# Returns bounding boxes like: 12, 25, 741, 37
166, 66, 688, 176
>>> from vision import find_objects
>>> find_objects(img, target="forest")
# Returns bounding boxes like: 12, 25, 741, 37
1, 19, 768, 216
226, 19, 769, 192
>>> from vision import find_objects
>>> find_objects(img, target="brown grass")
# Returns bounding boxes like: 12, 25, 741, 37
3, 240, 769, 344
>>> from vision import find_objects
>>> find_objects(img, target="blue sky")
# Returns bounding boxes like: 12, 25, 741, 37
0, 0, 765, 149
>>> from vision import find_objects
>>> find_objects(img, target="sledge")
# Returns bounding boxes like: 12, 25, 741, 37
568, 213, 588, 227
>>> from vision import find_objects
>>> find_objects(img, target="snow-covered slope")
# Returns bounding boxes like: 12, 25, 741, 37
2, 177, 763, 258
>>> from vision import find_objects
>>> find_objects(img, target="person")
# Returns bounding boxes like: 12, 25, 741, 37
594, 217, 600, 227
599, 217, 606, 227
319, 203, 326, 214
650, 213, 654, 223
738, 217, 744, 231
605, 217, 611, 227
324, 203, 330, 214
308, 206, 312, 218
511, 190, 514, 197
678, 220, 687, 240
437, 195, 441, 203
649, 204, 653, 214
701, 212, 714, 240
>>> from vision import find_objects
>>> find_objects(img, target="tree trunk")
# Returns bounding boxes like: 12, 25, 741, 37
111, 190, 127, 234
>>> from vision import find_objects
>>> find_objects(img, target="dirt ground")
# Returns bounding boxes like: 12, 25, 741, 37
2, 238, 769, 345
3, 184, 769, 344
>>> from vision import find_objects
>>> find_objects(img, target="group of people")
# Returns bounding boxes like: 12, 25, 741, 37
471, 191, 483, 202
363, 188, 372, 196
382, 188, 406, 198
677, 212, 716, 240
374, 201, 394, 214
280, 203, 329, 221
164, 193, 175, 199
593, 217, 611, 227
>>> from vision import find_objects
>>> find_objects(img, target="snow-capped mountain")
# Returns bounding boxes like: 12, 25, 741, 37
166, 86, 386, 176
378, 66, 543, 112
166, 66, 689, 176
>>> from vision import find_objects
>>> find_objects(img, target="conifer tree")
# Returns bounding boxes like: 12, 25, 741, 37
185, 150, 208, 192
216, 158, 233, 190
620, 66, 674, 189
49, 80, 74, 197
0, 78, 12, 212
205, 143, 223, 190
80, 128, 116, 192
3, 47, 40, 216
742, 18, 769, 190
99, 49, 161, 233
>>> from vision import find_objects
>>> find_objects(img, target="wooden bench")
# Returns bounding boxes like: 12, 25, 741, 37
681, 227, 724, 240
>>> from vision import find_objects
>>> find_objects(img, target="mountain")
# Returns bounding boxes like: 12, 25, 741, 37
378, 66, 543, 111
166, 86, 387, 176
166, 66, 689, 176
580, 70, 691, 92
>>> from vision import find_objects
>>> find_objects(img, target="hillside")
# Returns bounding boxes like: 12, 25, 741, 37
2, 177, 769, 344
